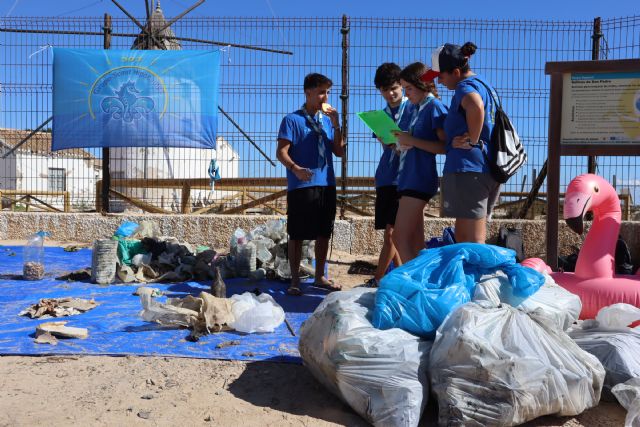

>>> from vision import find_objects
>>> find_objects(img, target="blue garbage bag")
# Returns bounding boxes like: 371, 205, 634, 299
372, 243, 545, 338
114, 221, 139, 238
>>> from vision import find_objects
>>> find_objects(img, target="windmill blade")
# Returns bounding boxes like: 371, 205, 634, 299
156, 0, 205, 34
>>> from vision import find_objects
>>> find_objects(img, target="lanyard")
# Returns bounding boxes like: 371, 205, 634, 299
301, 104, 327, 169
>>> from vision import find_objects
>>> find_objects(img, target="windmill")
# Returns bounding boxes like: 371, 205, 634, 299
106, 0, 285, 212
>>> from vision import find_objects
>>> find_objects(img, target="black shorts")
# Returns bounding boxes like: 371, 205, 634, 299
398, 189, 434, 203
287, 186, 336, 240
375, 185, 399, 230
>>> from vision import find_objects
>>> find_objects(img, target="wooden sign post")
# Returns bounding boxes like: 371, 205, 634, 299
545, 58, 640, 270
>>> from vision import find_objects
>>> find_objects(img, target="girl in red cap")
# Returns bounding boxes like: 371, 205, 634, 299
422, 42, 501, 243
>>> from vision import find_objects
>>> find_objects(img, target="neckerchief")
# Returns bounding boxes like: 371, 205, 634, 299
301, 104, 327, 169
385, 97, 409, 168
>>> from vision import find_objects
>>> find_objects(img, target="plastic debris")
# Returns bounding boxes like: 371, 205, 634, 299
229, 292, 285, 334
612, 378, 640, 427
114, 221, 139, 238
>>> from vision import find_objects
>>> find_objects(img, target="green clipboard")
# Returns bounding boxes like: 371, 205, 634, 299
357, 110, 402, 144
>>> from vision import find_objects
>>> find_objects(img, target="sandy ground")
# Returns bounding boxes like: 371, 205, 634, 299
0, 243, 628, 427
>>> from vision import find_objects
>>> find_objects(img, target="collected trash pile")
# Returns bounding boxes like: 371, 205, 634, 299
216, 219, 315, 280
138, 287, 285, 340
89, 220, 218, 285
300, 243, 640, 427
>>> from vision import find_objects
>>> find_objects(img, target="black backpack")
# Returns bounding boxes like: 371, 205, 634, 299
497, 226, 525, 263
471, 78, 527, 184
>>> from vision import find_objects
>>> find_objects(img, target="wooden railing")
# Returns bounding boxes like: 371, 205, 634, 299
0, 189, 71, 212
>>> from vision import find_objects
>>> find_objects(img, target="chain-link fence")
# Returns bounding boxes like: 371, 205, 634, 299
1, 14, 639, 216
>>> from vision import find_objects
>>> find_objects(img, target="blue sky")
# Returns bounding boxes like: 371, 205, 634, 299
2, 0, 640, 203
3, 0, 639, 20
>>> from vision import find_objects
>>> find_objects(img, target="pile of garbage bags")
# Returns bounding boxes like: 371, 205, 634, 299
569, 303, 640, 401
372, 243, 545, 338
217, 219, 315, 280
299, 288, 431, 427
300, 244, 640, 426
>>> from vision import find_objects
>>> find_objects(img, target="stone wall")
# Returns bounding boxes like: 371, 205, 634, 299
1, 212, 639, 266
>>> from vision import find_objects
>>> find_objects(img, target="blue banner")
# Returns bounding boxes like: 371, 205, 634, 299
52, 48, 220, 150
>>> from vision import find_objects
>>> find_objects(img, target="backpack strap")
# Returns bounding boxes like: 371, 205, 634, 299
469, 77, 502, 111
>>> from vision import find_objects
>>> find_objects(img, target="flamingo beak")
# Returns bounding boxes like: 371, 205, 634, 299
563, 192, 591, 235
565, 215, 584, 235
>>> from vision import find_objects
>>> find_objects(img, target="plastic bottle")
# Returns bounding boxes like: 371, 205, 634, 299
23, 231, 47, 280
91, 239, 118, 284
236, 242, 257, 277
230, 228, 247, 256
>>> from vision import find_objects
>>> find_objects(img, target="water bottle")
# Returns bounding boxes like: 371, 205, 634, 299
91, 239, 118, 284
236, 242, 257, 277
23, 231, 47, 280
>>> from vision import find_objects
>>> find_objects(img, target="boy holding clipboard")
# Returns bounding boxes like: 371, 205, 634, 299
358, 63, 414, 287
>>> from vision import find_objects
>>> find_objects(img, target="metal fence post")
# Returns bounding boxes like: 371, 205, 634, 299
101, 13, 112, 213
588, 16, 602, 175
340, 15, 350, 220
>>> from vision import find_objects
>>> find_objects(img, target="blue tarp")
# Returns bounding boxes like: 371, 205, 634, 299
372, 243, 545, 338
52, 49, 220, 150
0, 246, 327, 363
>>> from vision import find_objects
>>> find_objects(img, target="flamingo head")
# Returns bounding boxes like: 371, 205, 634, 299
563, 174, 618, 235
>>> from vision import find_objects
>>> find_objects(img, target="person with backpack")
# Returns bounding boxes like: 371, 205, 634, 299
391, 62, 448, 262
422, 42, 504, 243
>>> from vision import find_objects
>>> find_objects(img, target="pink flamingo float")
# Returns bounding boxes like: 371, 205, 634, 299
522, 174, 640, 319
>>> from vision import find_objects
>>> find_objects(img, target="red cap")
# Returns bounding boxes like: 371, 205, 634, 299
420, 69, 440, 82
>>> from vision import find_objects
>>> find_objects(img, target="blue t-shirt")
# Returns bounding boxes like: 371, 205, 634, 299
278, 109, 336, 191
443, 75, 497, 174
374, 100, 415, 187
397, 97, 447, 195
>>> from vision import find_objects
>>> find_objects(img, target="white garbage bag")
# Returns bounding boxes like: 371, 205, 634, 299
229, 292, 285, 333
430, 302, 605, 426
596, 303, 640, 329
612, 378, 640, 427
569, 304, 640, 401
473, 271, 581, 331
299, 288, 431, 427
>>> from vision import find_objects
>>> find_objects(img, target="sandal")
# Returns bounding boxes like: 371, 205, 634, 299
312, 279, 341, 292
287, 286, 303, 296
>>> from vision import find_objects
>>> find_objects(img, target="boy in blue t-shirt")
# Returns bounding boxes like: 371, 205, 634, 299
364, 63, 415, 288
276, 73, 346, 296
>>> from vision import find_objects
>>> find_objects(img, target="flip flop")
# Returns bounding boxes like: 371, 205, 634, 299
312, 279, 341, 292
287, 286, 303, 296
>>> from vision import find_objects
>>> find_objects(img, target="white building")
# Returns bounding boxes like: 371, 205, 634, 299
0, 128, 100, 211
109, 136, 239, 211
